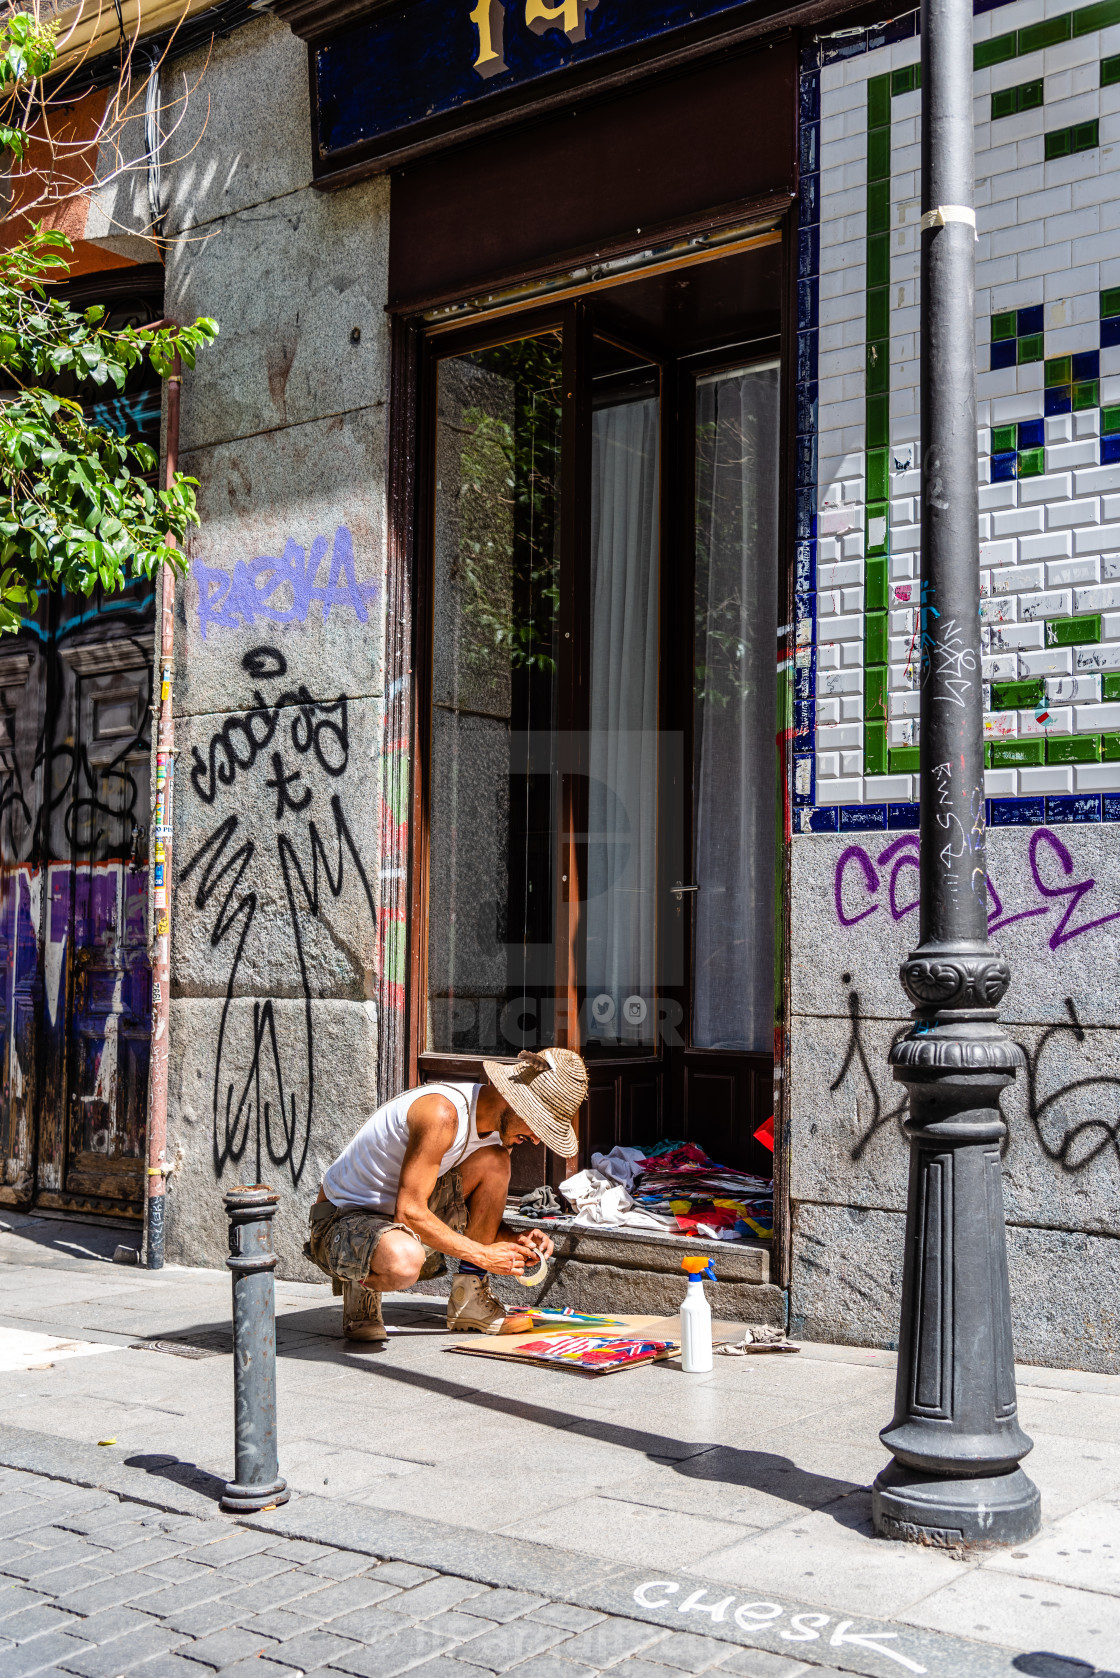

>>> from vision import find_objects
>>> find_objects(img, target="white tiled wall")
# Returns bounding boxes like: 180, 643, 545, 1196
814, 0, 1120, 804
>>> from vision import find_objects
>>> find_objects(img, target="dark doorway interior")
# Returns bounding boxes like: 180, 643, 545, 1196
415, 234, 786, 1188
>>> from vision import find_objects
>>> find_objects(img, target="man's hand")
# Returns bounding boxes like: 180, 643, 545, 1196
517, 1229, 554, 1260
477, 1241, 530, 1276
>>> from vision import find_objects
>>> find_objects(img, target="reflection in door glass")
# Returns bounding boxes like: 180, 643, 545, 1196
585, 351, 660, 1050
693, 362, 780, 1051
428, 333, 562, 1054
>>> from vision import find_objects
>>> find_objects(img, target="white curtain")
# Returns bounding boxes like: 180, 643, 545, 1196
586, 397, 660, 1042
692, 364, 780, 1051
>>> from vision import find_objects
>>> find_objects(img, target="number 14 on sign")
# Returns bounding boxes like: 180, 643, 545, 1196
470, 0, 598, 78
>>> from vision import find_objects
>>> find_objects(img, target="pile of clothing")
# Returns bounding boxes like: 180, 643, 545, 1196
631, 1141, 773, 1241
560, 1140, 773, 1241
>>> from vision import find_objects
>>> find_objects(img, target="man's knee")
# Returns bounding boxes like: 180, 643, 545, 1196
368, 1228, 424, 1290
471, 1146, 511, 1189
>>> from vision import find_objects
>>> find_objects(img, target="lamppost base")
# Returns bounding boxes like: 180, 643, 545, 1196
872, 1460, 1040, 1547
220, 1476, 290, 1514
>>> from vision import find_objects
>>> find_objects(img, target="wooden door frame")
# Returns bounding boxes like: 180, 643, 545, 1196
387, 214, 799, 1280
407, 303, 576, 1094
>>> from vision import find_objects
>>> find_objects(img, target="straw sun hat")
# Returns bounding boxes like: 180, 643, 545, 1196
482, 1048, 588, 1157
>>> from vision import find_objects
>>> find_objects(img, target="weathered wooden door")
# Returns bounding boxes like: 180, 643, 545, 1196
0, 643, 44, 1203
52, 649, 152, 1216
0, 628, 154, 1219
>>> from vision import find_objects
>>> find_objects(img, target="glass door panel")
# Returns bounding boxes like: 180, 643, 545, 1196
692, 361, 781, 1052
583, 342, 661, 1054
427, 332, 563, 1055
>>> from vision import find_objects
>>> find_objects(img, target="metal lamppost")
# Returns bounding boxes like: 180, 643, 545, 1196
871, 0, 1041, 1546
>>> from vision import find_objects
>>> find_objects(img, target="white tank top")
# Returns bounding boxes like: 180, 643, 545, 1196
321, 1082, 499, 1213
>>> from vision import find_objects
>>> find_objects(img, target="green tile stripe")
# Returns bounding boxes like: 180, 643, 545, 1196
975, 0, 1120, 69
991, 678, 1046, 710
988, 734, 1120, 765
1047, 613, 1101, 646
1044, 118, 1099, 157
864, 71, 892, 777
991, 78, 1043, 118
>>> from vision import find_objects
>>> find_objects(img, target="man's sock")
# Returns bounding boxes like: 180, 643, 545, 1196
458, 1260, 486, 1278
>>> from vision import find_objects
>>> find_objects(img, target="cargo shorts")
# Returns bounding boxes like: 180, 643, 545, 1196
306, 1167, 467, 1288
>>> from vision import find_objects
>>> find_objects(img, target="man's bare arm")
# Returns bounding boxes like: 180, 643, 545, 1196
394, 1096, 528, 1275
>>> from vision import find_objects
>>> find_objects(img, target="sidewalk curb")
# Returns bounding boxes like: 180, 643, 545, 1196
0, 1422, 1057, 1678
0, 1420, 226, 1518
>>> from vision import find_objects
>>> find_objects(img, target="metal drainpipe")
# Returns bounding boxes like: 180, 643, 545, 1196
146, 333, 182, 1272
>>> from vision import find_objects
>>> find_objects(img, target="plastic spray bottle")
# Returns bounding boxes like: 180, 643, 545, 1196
680, 1256, 715, 1373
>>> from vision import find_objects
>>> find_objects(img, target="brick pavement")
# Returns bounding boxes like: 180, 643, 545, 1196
0, 1464, 826, 1678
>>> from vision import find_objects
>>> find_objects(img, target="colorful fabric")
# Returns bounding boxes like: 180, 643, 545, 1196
632, 1140, 773, 1244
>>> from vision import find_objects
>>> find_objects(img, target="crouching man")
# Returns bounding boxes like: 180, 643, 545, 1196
308, 1048, 587, 1341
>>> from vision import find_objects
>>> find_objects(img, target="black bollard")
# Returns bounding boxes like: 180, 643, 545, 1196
221, 1185, 290, 1514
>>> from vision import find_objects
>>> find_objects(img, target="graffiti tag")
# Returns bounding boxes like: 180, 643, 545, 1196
179, 645, 376, 1187
193, 525, 377, 638
834, 828, 1120, 951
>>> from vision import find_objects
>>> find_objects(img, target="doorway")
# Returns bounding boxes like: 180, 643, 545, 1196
412, 237, 786, 1179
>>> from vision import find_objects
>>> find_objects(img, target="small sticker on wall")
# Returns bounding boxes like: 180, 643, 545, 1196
154, 889, 166, 908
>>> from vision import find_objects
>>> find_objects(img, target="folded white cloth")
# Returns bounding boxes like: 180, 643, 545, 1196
559, 1167, 673, 1231
590, 1145, 646, 1190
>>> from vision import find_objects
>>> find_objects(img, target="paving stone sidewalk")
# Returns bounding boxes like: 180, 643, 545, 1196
0, 1462, 841, 1678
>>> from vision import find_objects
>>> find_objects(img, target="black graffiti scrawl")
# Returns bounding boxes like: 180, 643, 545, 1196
179, 646, 376, 1187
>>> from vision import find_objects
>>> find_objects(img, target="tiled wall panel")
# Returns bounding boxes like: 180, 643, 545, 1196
800, 0, 1120, 832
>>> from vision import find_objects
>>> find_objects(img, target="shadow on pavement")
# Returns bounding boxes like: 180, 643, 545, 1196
314, 1341, 862, 1516
124, 1452, 228, 1502
1012, 1656, 1116, 1677
0, 1210, 138, 1266
12, 1263, 862, 1519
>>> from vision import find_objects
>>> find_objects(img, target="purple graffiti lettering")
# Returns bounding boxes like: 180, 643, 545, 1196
985, 868, 1049, 937
1030, 828, 1120, 949
321, 526, 373, 622
194, 561, 236, 640
879, 835, 920, 920
834, 845, 880, 926
831, 825, 1120, 952
193, 526, 376, 639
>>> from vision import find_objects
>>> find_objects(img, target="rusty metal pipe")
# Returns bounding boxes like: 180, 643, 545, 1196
146, 328, 181, 1271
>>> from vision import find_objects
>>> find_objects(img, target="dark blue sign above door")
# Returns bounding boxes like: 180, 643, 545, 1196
312, 0, 763, 174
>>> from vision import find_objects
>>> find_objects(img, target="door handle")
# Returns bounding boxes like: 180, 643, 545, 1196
670, 882, 700, 901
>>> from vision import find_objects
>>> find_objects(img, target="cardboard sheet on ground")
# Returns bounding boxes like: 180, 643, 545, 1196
448, 1314, 752, 1376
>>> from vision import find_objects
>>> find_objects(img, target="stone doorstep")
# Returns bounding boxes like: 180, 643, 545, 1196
0, 1428, 1039, 1678
501, 1215, 772, 1284
413, 1214, 782, 1323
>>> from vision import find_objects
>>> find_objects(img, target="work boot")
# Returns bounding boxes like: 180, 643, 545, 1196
446, 1273, 531, 1335
342, 1280, 387, 1343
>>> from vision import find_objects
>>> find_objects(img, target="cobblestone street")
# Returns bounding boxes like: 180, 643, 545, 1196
0, 1460, 843, 1678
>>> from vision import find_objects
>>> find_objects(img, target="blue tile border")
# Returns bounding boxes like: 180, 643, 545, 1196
839, 804, 887, 831
793, 44, 820, 812
1045, 794, 1102, 824
796, 795, 1120, 831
